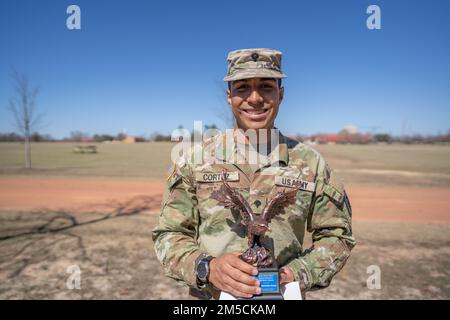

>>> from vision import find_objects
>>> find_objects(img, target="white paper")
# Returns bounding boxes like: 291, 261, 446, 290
219, 281, 302, 300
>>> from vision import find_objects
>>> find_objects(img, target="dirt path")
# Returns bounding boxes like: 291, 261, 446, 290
347, 185, 450, 223
0, 177, 449, 223
0, 178, 164, 214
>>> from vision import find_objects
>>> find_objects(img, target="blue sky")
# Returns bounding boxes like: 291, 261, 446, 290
0, 0, 449, 138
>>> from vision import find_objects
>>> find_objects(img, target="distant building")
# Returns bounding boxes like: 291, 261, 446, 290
122, 135, 136, 144
313, 133, 339, 144
308, 124, 373, 144
341, 123, 358, 135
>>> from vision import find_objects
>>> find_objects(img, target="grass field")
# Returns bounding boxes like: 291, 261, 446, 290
0, 142, 173, 179
1, 142, 450, 186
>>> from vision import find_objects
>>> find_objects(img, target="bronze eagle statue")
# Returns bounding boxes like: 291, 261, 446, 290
211, 172, 299, 267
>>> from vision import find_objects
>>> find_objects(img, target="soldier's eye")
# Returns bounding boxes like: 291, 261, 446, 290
235, 85, 249, 91
261, 83, 275, 90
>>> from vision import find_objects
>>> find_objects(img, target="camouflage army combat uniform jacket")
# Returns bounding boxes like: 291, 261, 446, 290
152, 131, 356, 298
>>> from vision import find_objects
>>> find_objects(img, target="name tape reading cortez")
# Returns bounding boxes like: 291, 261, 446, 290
195, 172, 240, 182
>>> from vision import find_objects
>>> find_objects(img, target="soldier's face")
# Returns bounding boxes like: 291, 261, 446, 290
227, 78, 284, 130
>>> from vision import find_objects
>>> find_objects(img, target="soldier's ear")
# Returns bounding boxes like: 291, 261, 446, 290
279, 86, 284, 103
227, 89, 232, 106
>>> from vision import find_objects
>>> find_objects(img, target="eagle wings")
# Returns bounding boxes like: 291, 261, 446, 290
210, 171, 298, 226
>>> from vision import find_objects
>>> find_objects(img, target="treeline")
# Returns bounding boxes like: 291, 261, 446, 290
66, 125, 221, 142
64, 131, 148, 142
0, 132, 55, 142
0, 131, 176, 142
1, 130, 450, 144
0, 131, 194, 143
295, 132, 450, 144
392, 133, 450, 144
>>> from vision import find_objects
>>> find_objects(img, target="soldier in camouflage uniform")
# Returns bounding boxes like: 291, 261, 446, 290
152, 48, 355, 299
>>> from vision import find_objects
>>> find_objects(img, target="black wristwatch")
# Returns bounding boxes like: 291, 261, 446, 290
196, 254, 214, 285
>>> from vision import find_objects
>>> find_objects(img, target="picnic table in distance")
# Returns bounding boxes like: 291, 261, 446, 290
73, 145, 97, 154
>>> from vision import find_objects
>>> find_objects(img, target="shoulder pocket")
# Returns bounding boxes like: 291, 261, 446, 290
160, 173, 183, 214
167, 173, 182, 190
321, 167, 346, 205
323, 183, 344, 205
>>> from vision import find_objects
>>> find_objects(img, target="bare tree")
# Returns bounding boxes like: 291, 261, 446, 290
8, 71, 46, 169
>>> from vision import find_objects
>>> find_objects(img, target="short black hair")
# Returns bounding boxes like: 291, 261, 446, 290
227, 78, 282, 90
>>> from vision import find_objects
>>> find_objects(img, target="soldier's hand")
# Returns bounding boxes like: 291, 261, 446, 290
209, 252, 261, 298
279, 266, 295, 284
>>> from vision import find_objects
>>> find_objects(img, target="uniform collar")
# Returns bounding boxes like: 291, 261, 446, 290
214, 128, 289, 166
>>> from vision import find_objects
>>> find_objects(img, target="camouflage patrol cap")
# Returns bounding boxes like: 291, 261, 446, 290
223, 48, 287, 82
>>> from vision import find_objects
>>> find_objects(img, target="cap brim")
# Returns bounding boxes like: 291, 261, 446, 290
223, 69, 286, 82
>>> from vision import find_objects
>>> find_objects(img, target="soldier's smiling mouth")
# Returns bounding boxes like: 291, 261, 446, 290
241, 108, 270, 121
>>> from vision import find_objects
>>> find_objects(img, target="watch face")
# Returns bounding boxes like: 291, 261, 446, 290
197, 261, 208, 280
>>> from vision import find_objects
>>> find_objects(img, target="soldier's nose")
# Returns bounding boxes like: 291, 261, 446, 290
247, 90, 264, 105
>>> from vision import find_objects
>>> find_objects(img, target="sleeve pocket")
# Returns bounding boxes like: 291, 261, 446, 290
167, 173, 182, 190
323, 183, 344, 206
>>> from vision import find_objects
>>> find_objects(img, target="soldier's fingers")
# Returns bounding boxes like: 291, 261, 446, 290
227, 266, 260, 286
223, 284, 252, 299
228, 257, 258, 275
223, 273, 261, 295
229, 252, 242, 257
223, 275, 260, 297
